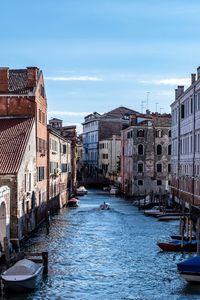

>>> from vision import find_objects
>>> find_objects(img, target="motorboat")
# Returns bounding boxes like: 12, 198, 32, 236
66, 198, 80, 208
76, 186, 88, 196
99, 202, 110, 210
157, 240, 197, 252
177, 256, 200, 283
1, 259, 43, 291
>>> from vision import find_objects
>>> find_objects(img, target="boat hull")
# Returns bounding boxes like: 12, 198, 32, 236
179, 272, 200, 283
2, 266, 43, 291
157, 241, 197, 252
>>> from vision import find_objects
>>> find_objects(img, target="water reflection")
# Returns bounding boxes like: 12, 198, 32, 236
1, 189, 200, 299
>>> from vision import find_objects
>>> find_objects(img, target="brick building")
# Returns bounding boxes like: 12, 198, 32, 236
0, 67, 48, 246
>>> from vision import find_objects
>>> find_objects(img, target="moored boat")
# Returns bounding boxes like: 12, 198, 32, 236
66, 198, 80, 208
76, 186, 88, 196
157, 240, 197, 252
177, 256, 200, 283
1, 259, 43, 291
171, 234, 196, 241
157, 213, 189, 221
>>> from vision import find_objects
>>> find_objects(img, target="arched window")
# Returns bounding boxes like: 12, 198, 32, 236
156, 130, 162, 138
157, 144, 162, 155
137, 130, 144, 137
168, 144, 171, 155
168, 130, 171, 137
138, 144, 144, 155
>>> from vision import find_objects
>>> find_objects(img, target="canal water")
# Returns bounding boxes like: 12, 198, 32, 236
1, 189, 200, 300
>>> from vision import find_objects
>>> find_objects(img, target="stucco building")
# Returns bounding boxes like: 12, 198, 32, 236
121, 113, 171, 197
171, 67, 200, 206
47, 126, 71, 211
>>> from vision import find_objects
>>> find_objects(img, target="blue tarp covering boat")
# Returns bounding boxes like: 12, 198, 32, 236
177, 256, 200, 273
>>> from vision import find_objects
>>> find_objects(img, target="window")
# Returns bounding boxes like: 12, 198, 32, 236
138, 144, 144, 155
181, 104, 185, 119
37, 167, 45, 181
168, 130, 171, 137
61, 163, 68, 172
137, 130, 144, 137
168, 144, 171, 155
157, 163, 162, 172
127, 131, 133, 139
156, 130, 162, 138
138, 163, 143, 172
157, 180, 162, 186
63, 144, 67, 154
138, 180, 143, 186
168, 164, 171, 173
157, 145, 162, 155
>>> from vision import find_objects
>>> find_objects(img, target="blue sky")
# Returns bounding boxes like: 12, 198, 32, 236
1, 0, 200, 132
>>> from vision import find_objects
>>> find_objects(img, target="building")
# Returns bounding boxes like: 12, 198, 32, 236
0, 118, 36, 247
47, 126, 71, 211
49, 118, 77, 194
171, 67, 200, 206
121, 113, 171, 197
99, 135, 121, 182
0, 67, 48, 246
82, 107, 138, 177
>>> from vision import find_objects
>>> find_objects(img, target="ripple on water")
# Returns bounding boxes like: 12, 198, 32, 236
15, 190, 199, 300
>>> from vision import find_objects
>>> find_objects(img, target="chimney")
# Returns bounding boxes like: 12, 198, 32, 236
175, 88, 178, 100
177, 85, 184, 97
191, 73, 196, 85
27, 67, 38, 88
0, 67, 9, 93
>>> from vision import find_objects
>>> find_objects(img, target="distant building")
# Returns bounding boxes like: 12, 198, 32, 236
99, 135, 121, 182
121, 113, 171, 197
82, 107, 138, 177
171, 67, 200, 205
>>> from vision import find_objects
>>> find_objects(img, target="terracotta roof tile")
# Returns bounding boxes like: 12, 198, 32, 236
0, 118, 34, 174
8, 70, 32, 94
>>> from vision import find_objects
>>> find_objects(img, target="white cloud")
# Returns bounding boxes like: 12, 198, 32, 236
45, 76, 103, 81
139, 78, 190, 86
48, 111, 92, 117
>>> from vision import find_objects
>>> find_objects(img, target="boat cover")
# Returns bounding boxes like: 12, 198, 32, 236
177, 256, 200, 273
3, 259, 40, 276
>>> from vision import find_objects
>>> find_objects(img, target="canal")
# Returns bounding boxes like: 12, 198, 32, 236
2, 189, 200, 300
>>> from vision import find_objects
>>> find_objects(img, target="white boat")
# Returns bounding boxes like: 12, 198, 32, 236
76, 186, 88, 196
1, 259, 43, 291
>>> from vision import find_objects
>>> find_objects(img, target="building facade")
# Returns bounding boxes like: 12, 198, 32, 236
82, 107, 138, 178
171, 67, 200, 206
121, 113, 171, 197
47, 126, 71, 211
99, 135, 121, 182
